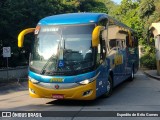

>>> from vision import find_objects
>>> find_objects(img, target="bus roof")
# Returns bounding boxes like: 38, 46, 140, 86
38, 13, 107, 25
38, 13, 135, 33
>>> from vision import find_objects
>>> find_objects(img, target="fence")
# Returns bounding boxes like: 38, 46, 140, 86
0, 66, 28, 82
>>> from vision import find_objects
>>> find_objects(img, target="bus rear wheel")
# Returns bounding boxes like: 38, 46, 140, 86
102, 75, 113, 98
128, 66, 134, 81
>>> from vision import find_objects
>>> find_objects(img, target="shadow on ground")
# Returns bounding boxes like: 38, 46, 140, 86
0, 81, 28, 95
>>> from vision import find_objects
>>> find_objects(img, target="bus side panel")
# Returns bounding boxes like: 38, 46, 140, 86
96, 59, 110, 98
126, 47, 139, 74
133, 47, 139, 73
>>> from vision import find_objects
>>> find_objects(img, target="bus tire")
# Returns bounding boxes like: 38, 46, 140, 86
102, 75, 113, 98
128, 66, 134, 81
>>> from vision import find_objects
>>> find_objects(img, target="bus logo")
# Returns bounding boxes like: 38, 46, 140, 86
50, 78, 64, 83
114, 54, 123, 65
55, 85, 60, 89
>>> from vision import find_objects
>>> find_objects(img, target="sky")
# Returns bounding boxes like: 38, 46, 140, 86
112, 0, 122, 4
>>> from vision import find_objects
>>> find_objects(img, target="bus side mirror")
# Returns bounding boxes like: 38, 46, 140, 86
92, 26, 104, 47
18, 28, 35, 48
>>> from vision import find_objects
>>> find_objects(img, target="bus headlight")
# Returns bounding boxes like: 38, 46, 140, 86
29, 77, 39, 84
78, 72, 100, 85
79, 79, 90, 85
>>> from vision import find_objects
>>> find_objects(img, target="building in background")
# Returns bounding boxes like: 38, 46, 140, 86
150, 22, 160, 75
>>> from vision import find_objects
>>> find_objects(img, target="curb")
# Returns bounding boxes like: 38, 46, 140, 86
143, 71, 160, 81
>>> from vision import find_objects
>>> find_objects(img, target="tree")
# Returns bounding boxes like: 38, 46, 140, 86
96, 0, 116, 15
0, 0, 70, 67
139, 0, 155, 19
62, 0, 108, 13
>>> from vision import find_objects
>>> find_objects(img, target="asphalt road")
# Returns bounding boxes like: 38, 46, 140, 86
0, 70, 160, 120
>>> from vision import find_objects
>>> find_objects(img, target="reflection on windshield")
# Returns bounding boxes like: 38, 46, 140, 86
30, 24, 95, 75
37, 31, 61, 60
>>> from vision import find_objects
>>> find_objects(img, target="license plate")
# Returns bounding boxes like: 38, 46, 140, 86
52, 94, 64, 99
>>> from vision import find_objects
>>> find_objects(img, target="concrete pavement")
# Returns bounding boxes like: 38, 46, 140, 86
0, 70, 160, 119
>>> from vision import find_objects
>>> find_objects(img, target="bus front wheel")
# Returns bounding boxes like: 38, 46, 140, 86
102, 75, 113, 98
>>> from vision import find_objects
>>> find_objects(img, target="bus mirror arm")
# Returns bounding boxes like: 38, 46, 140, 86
18, 28, 35, 48
92, 26, 104, 47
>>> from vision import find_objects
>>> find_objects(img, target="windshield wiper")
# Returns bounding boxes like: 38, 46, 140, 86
40, 37, 63, 75
40, 54, 57, 75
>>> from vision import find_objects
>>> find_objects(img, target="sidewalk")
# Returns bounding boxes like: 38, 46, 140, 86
0, 78, 28, 87
144, 70, 160, 80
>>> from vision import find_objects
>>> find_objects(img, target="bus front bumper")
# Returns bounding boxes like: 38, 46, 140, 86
29, 80, 96, 100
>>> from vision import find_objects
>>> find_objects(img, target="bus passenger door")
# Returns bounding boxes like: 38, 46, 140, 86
126, 34, 136, 77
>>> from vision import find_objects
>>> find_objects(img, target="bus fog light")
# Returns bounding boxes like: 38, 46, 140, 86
29, 88, 35, 94
83, 90, 91, 96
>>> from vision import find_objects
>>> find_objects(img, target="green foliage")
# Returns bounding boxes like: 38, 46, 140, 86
0, 0, 67, 67
62, 0, 108, 13
139, 0, 155, 19
140, 52, 156, 69
140, 43, 156, 69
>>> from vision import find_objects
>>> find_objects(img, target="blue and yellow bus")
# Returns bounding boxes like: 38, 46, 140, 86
18, 13, 139, 100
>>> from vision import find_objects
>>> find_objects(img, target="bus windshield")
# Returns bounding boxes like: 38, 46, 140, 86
30, 24, 95, 75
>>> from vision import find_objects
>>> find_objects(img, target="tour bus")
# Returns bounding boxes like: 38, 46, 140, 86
18, 13, 139, 100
